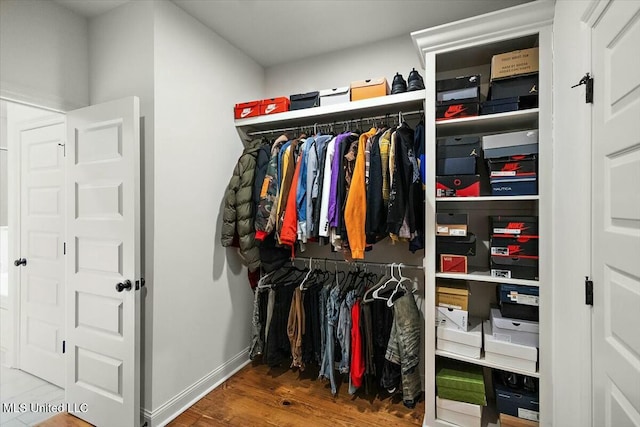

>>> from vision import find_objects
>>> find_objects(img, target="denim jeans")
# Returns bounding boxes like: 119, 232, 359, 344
385, 292, 422, 407
319, 285, 340, 395
337, 290, 356, 374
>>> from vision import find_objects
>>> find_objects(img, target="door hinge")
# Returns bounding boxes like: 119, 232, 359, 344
58, 142, 66, 157
585, 276, 594, 306
571, 73, 594, 103
62, 340, 66, 354
63, 242, 66, 255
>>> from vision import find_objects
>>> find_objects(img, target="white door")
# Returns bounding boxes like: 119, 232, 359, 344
65, 97, 141, 427
591, 1, 640, 426
18, 117, 66, 387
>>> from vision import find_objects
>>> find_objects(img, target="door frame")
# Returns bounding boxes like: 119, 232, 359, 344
3, 97, 67, 373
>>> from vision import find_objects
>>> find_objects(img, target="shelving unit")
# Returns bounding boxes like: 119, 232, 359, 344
412, 2, 554, 426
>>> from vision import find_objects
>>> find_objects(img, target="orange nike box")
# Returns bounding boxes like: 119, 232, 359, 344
234, 100, 261, 119
350, 78, 389, 101
260, 97, 290, 115
436, 102, 479, 121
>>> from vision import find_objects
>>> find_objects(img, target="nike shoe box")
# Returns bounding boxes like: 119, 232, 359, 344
490, 74, 539, 100
437, 317, 482, 359
437, 282, 470, 310
289, 91, 320, 110
480, 95, 538, 115
488, 155, 537, 178
490, 308, 539, 347
319, 86, 350, 106
436, 306, 469, 331
437, 233, 477, 258
234, 99, 261, 119
259, 97, 290, 115
437, 136, 481, 158
437, 213, 468, 236
491, 255, 539, 280
436, 361, 487, 406
490, 175, 538, 196
437, 397, 483, 427
350, 77, 389, 101
437, 156, 477, 175
494, 372, 540, 422
436, 75, 481, 105
491, 48, 539, 81
484, 143, 538, 159
436, 175, 480, 197
436, 102, 479, 121
498, 284, 539, 321
441, 254, 468, 274
484, 320, 538, 373
491, 236, 539, 257
491, 216, 538, 237
482, 130, 538, 152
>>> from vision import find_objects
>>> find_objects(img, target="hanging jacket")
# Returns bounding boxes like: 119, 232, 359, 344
221, 139, 263, 271
280, 153, 302, 255
366, 129, 385, 244
387, 124, 415, 236
252, 143, 271, 215
255, 135, 288, 241
318, 135, 339, 237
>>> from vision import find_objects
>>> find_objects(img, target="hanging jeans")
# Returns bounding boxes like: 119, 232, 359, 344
319, 285, 340, 395
385, 292, 422, 408
249, 287, 269, 360
337, 290, 356, 374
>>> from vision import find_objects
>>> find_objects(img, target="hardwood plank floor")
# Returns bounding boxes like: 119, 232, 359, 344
36, 362, 425, 426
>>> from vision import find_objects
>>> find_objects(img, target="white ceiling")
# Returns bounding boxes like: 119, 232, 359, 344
54, 0, 533, 67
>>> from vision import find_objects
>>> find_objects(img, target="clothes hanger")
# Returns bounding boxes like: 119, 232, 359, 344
299, 258, 315, 290
371, 263, 399, 301
386, 263, 414, 307
362, 264, 392, 303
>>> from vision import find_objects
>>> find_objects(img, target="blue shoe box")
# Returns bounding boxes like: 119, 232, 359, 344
490, 175, 538, 196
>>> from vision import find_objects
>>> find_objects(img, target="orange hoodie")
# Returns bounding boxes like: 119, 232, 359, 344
345, 128, 377, 259
279, 152, 302, 256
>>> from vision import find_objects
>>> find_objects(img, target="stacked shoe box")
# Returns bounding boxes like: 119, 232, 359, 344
435, 75, 481, 120
484, 307, 538, 374
498, 284, 539, 322
437, 213, 474, 274
490, 216, 539, 280
436, 361, 486, 427
436, 282, 483, 358
436, 136, 481, 197
494, 370, 540, 425
481, 47, 539, 115
482, 130, 538, 196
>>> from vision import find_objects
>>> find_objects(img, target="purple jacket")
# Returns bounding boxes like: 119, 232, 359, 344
327, 133, 348, 227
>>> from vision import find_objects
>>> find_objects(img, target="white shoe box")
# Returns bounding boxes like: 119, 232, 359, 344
491, 308, 539, 333
484, 320, 538, 374
319, 86, 350, 106
437, 317, 483, 359
437, 396, 483, 427
436, 306, 469, 331
490, 309, 539, 347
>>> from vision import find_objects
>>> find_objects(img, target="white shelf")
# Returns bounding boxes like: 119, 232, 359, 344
437, 195, 539, 203
234, 90, 426, 133
436, 349, 540, 378
435, 108, 539, 137
435, 270, 539, 287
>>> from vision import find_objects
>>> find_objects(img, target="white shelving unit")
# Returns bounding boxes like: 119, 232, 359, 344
412, 2, 554, 426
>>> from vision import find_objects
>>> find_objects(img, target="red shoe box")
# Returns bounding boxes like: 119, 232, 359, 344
260, 97, 290, 115
234, 100, 261, 119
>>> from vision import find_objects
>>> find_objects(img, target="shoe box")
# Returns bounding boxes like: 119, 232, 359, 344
491, 216, 539, 237
484, 320, 538, 374
489, 47, 539, 106
437, 213, 468, 236
491, 235, 538, 257
500, 413, 540, 427
436, 75, 481, 121
234, 99, 262, 119
487, 153, 538, 196
350, 77, 390, 101
490, 74, 539, 100
437, 317, 482, 359
436, 175, 481, 197
481, 95, 538, 115
491, 256, 539, 280
498, 284, 539, 321
436, 306, 469, 331
234, 97, 290, 119
494, 370, 540, 423
490, 308, 539, 347
290, 91, 320, 110
319, 87, 350, 106
437, 136, 481, 176
437, 282, 470, 310
483, 130, 538, 153
490, 48, 539, 81
437, 233, 477, 258
436, 361, 487, 406
437, 396, 483, 427
441, 254, 468, 274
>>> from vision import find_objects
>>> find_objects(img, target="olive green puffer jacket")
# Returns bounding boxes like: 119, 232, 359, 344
221, 139, 263, 271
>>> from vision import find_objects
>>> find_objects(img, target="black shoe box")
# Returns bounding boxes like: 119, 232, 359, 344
480, 95, 538, 115
491, 216, 538, 237
289, 91, 320, 110
489, 74, 538, 100
436, 102, 480, 121
491, 235, 539, 257
491, 255, 539, 280
437, 233, 477, 257
437, 136, 481, 158
436, 74, 481, 105
436, 175, 480, 197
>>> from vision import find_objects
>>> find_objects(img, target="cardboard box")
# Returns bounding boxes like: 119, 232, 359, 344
436, 102, 479, 121
441, 254, 468, 273
437, 397, 483, 427
437, 339, 482, 359
484, 321, 538, 373
490, 310, 539, 347
491, 216, 538, 237
234, 100, 261, 119
437, 233, 477, 258
488, 155, 537, 178
437, 136, 481, 158
436, 361, 486, 405
490, 176, 538, 196
491, 255, 539, 280
289, 91, 319, 110
483, 143, 538, 159
491, 74, 539, 99
437, 283, 470, 310
491, 236, 539, 257
437, 213, 468, 236
319, 86, 350, 106
500, 413, 540, 427
437, 317, 482, 359
437, 156, 477, 175
436, 75, 481, 104
482, 130, 538, 151
350, 78, 389, 101
436, 306, 469, 331
436, 175, 480, 198
491, 48, 539, 80
259, 97, 290, 115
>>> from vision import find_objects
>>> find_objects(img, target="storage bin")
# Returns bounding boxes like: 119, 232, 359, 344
350, 78, 389, 101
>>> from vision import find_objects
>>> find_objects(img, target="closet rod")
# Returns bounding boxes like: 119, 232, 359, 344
290, 256, 424, 271
246, 109, 424, 137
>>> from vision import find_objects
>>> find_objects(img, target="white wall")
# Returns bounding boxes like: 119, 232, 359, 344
151, 0, 263, 422
265, 35, 421, 98
551, 2, 593, 427
0, 0, 89, 110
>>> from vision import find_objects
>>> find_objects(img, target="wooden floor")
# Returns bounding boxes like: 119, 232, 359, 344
36, 361, 425, 426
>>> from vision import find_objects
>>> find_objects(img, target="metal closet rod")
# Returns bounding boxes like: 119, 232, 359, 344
247, 109, 424, 137
290, 256, 424, 271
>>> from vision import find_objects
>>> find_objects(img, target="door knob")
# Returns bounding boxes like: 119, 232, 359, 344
115, 280, 132, 292
14, 258, 27, 267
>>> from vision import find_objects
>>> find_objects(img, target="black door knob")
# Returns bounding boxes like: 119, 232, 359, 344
14, 258, 27, 267
115, 280, 132, 292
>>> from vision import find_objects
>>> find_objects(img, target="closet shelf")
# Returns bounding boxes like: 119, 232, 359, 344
435, 108, 539, 137
435, 270, 540, 287
234, 90, 426, 133
436, 349, 540, 379
436, 195, 540, 203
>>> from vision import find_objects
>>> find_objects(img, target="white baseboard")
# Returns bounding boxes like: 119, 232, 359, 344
142, 348, 250, 427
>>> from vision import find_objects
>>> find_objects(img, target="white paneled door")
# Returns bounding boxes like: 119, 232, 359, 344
591, 1, 640, 426
18, 117, 66, 387
65, 97, 141, 427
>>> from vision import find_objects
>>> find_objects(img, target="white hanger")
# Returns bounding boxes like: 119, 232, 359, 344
386, 263, 413, 307
299, 257, 314, 290
372, 263, 399, 300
